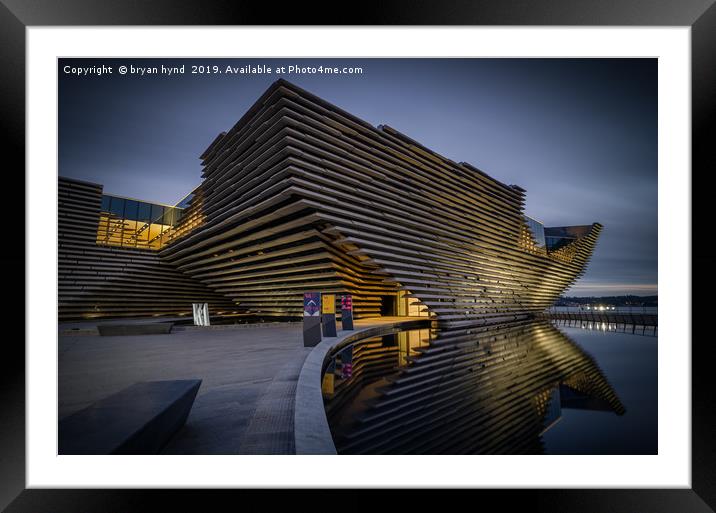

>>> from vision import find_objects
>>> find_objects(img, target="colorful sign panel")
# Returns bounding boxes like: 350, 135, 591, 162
322, 293, 336, 314
303, 292, 321, 317
341, 295, 353, 311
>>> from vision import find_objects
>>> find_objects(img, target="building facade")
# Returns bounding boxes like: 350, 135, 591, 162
58, 178, 236, 321
59, 79, 602, 327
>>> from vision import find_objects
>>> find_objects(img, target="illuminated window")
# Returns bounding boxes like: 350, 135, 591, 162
96, 192, 202, 250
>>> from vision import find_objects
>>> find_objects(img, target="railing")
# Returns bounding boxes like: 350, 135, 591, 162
546, 306, 657, 314
539, 307, 658, 327
549, 317, 657, 337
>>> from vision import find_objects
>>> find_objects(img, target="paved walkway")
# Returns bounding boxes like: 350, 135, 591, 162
58, 317, 426, 454
59, 324, 307, 454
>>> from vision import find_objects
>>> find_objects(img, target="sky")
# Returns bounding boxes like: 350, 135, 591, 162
58, 58, 657, 297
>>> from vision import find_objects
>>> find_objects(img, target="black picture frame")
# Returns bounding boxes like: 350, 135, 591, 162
2, 1, 710, 510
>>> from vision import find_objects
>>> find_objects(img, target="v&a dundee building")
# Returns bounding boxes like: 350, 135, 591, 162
59, 79, 601, 329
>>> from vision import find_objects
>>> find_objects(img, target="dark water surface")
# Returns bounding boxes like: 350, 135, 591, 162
323, 320, 657, 455
541, 325, 657, 454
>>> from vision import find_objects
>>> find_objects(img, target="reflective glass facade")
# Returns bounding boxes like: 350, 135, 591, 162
519, 215, 548, 255
544, 226, 587, 252
96, 194, 186, 250
525, 216, 546, 248
546, 235, 578, 251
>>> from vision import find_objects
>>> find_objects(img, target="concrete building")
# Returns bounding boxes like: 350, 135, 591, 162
59, 79, 601, 328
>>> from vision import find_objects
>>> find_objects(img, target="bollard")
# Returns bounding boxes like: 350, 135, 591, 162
322, 293, 337, 337
303, 292, 322, 347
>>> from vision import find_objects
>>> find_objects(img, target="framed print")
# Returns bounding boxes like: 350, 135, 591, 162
2, 0, 711, 511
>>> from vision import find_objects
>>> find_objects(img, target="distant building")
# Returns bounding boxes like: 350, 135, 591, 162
59, 79, 602, 327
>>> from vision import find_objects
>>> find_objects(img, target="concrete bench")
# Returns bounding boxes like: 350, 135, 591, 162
97, 323, 174, 336
59, 379, 201, 454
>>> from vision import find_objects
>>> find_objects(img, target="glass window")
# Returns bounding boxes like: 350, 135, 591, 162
135, 222, 150, 243
107, 218, 123, 244
124, 199, 138, 220
525, 216, 546, 248
163, 207, 178, 227
109, 196, 125, 217
151, 204, 164, 224
96, 194, 193, 250
137, 201, 151, 222
177, 192, 194, 209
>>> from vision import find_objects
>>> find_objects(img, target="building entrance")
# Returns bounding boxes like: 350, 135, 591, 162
380, 295, 397, 316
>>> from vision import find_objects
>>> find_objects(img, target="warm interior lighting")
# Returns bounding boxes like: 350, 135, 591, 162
95, 192, 204, 250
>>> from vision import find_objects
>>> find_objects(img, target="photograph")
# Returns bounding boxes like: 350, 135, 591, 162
1, 4, 707, 507
57, 57, 658, 456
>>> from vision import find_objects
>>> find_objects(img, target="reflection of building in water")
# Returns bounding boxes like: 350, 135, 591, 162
325, 320, 624, 454
323, 329, 432, 433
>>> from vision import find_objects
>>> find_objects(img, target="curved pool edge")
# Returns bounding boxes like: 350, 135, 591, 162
293, 317, 432, 455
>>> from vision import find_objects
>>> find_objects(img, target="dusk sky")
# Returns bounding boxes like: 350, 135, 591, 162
59, 58, 657, 297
